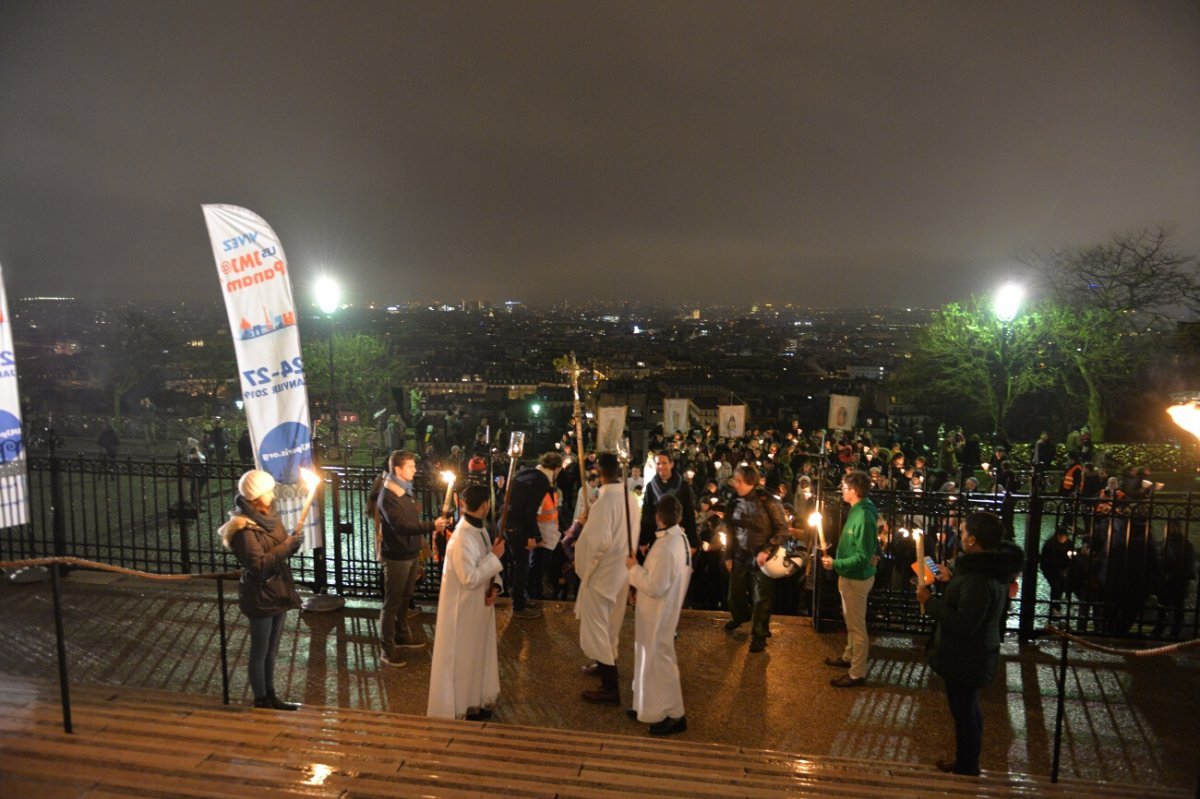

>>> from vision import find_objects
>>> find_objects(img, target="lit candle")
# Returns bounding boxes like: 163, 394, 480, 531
808, 507, 826, 553
440, 470, 456, 516
913, 527, 926, 613
292, 468, 322, 535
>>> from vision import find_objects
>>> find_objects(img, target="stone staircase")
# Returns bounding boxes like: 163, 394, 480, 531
0, 679, 1189, 798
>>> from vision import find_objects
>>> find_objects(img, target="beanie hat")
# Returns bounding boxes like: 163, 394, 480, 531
238, 469, 276, 501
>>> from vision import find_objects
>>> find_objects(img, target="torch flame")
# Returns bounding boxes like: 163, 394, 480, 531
300, 468, 321, 493
440, 470, 456, 487
1168, 402, 1200, 443
807, 511, 822, 528
912, 528, 923, 540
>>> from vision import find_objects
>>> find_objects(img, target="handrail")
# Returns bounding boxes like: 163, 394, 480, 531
1, 556, 241, 733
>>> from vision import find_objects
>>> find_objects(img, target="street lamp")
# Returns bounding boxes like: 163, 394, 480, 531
315, 276, 341, 448
530, 402, 541, 454
993, 283, 1024, 323
991, 282, 1024, 438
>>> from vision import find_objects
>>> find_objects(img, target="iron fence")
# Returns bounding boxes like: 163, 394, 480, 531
2, 451, 1197, 644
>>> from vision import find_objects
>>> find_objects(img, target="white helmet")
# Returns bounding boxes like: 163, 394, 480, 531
760, 545, 802, 578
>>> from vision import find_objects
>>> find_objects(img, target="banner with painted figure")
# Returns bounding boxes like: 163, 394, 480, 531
827, 394, 860, 431
718, 405, 746, 438
663, 398, 690, 435
201, 205, 321, 548
0, 263, 28, 528
596, 406, 627, 453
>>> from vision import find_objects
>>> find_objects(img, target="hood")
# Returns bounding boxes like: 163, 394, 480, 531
954, 540, 1024, 582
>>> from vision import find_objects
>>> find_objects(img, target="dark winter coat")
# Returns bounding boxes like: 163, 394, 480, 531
926, 541, 1024, 688
724, 487, 788, 567
375, 484, 436, 561
219, 506, 302, 619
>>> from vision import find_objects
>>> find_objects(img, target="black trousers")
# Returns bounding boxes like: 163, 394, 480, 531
505, 529, 532, 610
945, 682, 983, 776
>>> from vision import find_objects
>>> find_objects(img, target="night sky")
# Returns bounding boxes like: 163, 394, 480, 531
1, 1, 1197, 308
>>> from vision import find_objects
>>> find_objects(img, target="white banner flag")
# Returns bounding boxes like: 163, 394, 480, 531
596, 406, 627, 453
828, 394, 860, 431
663, 398, 690, 435
202, 205, 320, 548
0, 263, 28, 528
718, 405, 746, 438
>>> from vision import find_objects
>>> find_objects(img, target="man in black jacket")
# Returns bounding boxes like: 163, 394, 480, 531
723, 464, 788, 653
502, 451, 563, 619
374, 450, 448, 667
639, 451, 698, 553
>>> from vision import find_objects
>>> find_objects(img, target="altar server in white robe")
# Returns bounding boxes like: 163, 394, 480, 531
427, 484, 506, 720
626, 494, 691, 735
576, 452, 640, 705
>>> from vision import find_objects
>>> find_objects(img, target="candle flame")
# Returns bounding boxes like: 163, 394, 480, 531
300, 468, 321, 492
1168, 402, 1200, 442
440, 470, 456, 486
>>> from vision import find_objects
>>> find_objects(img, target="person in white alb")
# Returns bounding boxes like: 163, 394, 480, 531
576, 452, 641, 706
626, 494, 691, 736
427, 484, 506, 720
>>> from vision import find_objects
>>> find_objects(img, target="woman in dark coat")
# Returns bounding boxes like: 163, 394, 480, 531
219, 469, 304, 710
917, 511, 1024, 776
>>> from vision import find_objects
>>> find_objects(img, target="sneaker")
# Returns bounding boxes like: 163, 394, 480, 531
830, 674, 866, 688
395, 640, 426, 650
824, 657, 852, 669
380, 652, 408, 668
512, 607, 544, 619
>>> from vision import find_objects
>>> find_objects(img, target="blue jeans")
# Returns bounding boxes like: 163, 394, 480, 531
945, 682, 983, 775
248, 612, 287, 700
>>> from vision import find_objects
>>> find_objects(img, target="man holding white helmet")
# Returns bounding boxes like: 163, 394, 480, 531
723, 463, 788, 653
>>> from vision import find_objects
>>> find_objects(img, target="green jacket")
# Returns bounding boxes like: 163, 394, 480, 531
925, 541, 1024, 688
834, 498, 878, 580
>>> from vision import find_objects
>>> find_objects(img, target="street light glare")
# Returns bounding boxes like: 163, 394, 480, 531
315, 276, 341, 315
993, 283, 1024, 322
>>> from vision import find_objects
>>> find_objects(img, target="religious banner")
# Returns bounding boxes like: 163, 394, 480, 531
827, 394, 860, 431
718, 404, 746, 438
596, 406, 627, 453
663, 398, 690, 435
201, 205, 320, 548
0, 262, 28, 528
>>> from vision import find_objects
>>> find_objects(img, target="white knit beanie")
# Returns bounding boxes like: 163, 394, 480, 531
238, 469, 276, 501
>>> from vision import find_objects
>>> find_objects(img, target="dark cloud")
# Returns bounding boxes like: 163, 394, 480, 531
1, 1, 1197, 307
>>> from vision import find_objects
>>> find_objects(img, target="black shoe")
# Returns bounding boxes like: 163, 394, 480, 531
824, 657, 852, 669
252, 697, 272, 709
749, 638, 767, 653
266, 693, 300, 711
648, 716, 687, 736
724, 619, 743, 632
465, 707, 494, 721
625, 708, 639, 721
830, 674, 867, 688
581, 688, 620, 705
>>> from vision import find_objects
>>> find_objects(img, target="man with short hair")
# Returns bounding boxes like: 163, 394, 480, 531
639, 451, 698, 554
576, 453, 640, 705
502, 451, 563, 619
723, 464, 788, 653
373, 450, 449, 667
822, 470, 878, 687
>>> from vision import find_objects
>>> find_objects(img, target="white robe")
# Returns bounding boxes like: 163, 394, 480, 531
628, 524, 690, 723
574, 482, 640, 665
427, 516, 503, 719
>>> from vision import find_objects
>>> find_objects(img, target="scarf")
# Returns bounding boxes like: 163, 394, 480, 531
235, 494, 279, 533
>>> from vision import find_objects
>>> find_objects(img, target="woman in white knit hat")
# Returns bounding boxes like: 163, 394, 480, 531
219, 469, 304, 710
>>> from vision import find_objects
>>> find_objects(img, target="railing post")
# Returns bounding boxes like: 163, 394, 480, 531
175, 454, 192, 574
331, 470, 344, 598
217, 576, 230, 705
1019, 482, 1043, 642
50, 565, 73, 733
49, 430, 66, 560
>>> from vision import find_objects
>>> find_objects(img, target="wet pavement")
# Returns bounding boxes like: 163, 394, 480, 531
1, 572, 1197, 790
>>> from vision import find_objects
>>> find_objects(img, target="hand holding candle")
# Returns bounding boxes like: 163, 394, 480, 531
292, 468, 322, 536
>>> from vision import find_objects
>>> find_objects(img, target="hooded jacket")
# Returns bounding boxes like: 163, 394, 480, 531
925, 540, 1024, 687
219, 506, 302, 619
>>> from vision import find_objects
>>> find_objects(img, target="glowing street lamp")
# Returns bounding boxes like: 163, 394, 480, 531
314, 276, 341, 448
993, 283, 1025, 323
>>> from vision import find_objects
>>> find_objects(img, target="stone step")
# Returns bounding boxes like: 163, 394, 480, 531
0, 679, 1188, 799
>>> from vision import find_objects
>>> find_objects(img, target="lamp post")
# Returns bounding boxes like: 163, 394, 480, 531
530, 402, 541, 455
991, 282, 1024, 438
315, 277, 341, 449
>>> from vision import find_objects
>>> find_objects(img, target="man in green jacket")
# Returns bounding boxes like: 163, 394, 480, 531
917, 511, 1023, 776
821, 470, 877, 688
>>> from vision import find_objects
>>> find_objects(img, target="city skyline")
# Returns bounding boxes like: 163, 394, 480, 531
1, 2, 1198, 307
